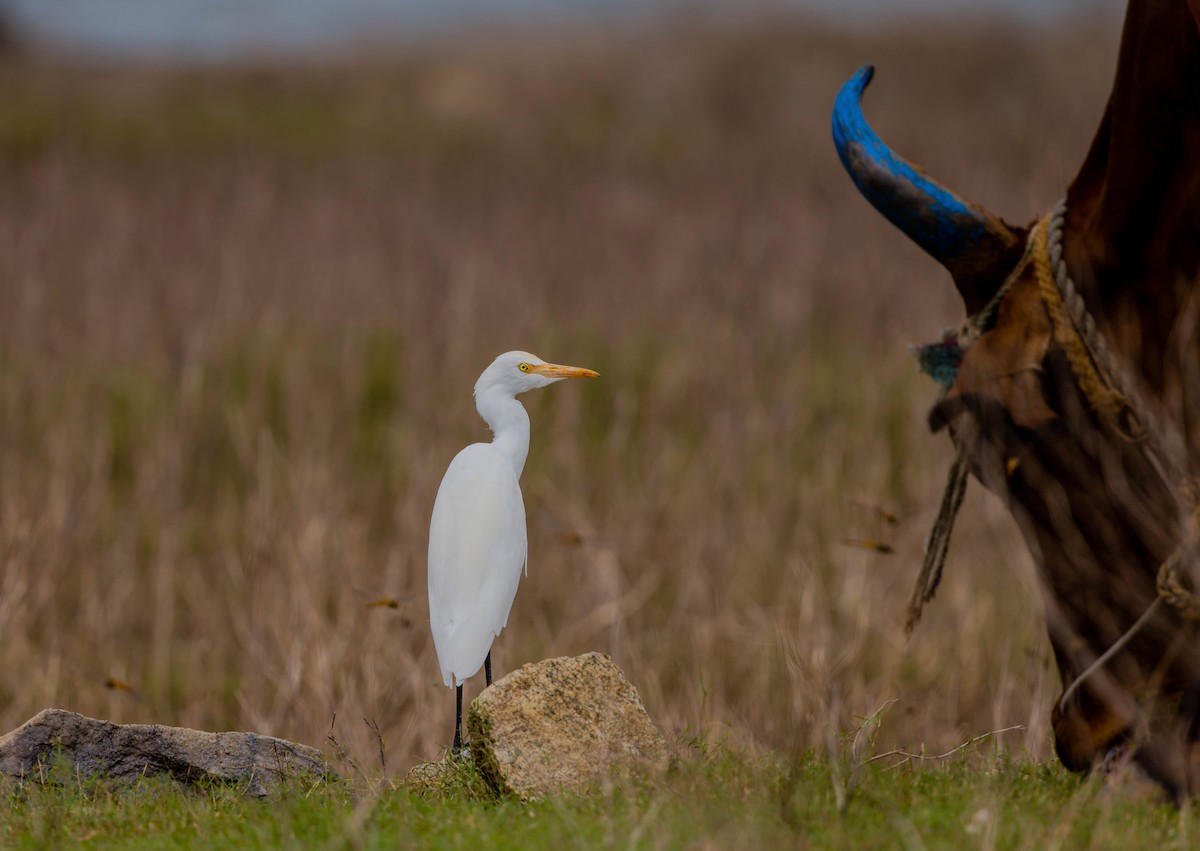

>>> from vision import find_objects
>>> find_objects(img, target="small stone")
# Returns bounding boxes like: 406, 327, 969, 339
467, 652, 669, 799
0, 709, 336, 798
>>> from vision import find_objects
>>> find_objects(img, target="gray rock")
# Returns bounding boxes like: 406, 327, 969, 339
467, 652, 669, 799
0, 709, 335, 798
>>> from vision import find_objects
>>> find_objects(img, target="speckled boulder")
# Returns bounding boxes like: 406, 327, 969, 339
0, 709, 335, 797
467, 652, 669, 799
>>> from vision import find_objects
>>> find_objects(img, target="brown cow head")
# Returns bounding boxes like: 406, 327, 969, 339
832, 3, 1200, 798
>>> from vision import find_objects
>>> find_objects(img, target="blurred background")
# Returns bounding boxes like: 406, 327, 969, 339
3, 0, 1120, 60
0, 0, 1124, 774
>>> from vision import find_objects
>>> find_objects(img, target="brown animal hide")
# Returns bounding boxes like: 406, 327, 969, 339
836, 0, 1200, 799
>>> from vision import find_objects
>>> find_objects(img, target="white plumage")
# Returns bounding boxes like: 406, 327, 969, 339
427, 350, 598, 750
428, 443, 527, 687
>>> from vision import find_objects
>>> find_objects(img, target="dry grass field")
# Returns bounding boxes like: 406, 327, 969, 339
0, 18, 1124, 776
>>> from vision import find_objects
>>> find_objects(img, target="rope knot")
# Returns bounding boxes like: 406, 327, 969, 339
1157, 506, 1200, 622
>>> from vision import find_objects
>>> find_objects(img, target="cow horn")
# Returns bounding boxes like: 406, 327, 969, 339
832, 66, 1027, 314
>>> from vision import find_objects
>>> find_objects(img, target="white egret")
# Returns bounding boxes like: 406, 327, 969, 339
428, 350, 599, 752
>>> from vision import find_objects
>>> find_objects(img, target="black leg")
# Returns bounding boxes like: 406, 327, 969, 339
452, 684, 464, 754
485, 652, 493, 687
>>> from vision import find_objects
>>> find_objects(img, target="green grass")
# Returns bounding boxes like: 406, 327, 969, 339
0, 752, 1194, 850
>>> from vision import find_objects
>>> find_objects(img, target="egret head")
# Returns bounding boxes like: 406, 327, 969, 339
474, 350, 599, 399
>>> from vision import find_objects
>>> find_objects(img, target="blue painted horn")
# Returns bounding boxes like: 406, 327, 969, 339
832, 66, 1026, 313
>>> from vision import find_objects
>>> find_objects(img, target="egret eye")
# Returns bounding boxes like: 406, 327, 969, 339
518, 363, 531, 373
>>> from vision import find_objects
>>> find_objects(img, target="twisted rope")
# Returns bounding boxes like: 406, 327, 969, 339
1033, 210, 1127, 425
1038, 202, 1200, 623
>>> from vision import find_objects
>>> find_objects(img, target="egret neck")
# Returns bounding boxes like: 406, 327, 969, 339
474, 386, 530, 478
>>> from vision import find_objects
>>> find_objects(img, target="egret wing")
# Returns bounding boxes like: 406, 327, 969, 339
428, 443, 528, 687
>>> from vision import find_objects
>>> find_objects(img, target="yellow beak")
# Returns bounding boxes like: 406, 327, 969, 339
530, 362, 600, 379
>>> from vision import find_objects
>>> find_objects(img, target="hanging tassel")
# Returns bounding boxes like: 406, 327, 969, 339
911, 329, 965, 388
907, 451, 969, 634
